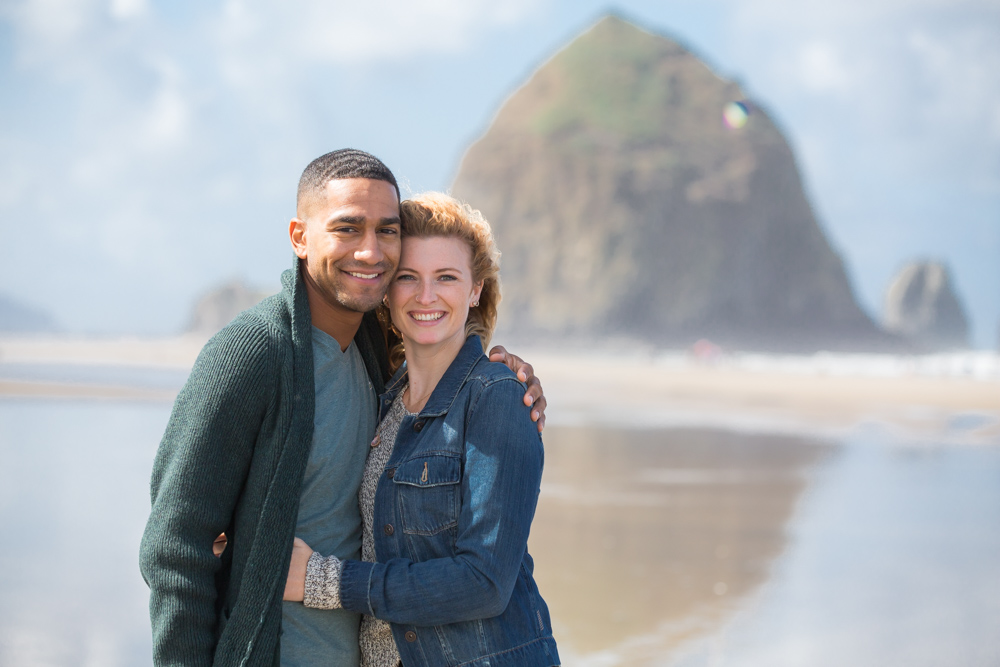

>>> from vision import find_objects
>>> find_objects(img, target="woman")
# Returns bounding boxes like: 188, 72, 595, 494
284, 192, 560, 667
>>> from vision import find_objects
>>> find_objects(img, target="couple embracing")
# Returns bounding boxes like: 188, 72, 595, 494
139, 149, 561, 667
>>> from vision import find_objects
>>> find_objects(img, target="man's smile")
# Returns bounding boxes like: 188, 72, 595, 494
346, 270, 381, 280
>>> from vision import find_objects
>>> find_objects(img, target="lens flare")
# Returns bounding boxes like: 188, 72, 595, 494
723, 101, 750, 129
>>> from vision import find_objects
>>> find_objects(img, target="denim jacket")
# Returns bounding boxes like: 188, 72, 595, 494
338, 335, 560, 667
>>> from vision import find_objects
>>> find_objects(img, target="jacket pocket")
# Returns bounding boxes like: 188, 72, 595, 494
392, 454, 461, 535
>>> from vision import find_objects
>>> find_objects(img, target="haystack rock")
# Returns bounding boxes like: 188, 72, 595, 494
187, 280, 273, 335
883, 261, 969, 349
452, 15, 883, 350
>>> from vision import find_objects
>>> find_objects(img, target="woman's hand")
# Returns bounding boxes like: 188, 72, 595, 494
284, 537, 314, 602
489, 345, 547, 432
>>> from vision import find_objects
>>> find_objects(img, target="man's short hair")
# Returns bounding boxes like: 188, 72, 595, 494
297, 149, 400, 210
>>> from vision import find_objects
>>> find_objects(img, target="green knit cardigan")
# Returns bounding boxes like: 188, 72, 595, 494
139, 258, 389, 667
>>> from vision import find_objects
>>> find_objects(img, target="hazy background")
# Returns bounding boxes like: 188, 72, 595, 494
1, 0, 998, 346
2, 5, 999, 664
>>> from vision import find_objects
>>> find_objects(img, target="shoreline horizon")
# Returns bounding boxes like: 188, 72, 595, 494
3, 335, 998, 445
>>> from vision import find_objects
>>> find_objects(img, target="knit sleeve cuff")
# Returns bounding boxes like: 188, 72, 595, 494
303, 551, 343, 610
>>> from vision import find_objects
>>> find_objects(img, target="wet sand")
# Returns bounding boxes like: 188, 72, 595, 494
529, 426, 836, 664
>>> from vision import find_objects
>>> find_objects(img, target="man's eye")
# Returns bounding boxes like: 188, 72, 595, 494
378, 227, 399, 235
334, 227, 358, 233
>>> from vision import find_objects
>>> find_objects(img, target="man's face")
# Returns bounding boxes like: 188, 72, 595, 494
290, 178, 401, 313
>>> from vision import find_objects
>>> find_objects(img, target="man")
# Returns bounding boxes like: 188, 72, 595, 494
139, 149, 546, 667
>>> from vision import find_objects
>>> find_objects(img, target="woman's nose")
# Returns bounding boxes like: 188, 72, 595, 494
416, 281, 436, 304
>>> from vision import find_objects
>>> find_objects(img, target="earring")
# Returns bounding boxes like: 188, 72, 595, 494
471, 300, 479, 307
382, 295, 389, 307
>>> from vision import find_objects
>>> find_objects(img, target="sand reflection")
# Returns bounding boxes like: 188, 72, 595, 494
528, 426, 836, 664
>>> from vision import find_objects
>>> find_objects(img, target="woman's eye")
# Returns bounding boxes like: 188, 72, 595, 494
396, 274, 416, 281
439, 274, 457, 281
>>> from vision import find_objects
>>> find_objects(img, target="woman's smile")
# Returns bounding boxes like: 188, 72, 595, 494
388, 236, 483, 350
410, 310, 445, 323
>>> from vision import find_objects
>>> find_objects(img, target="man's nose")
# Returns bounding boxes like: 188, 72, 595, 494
354, 229, 383, 264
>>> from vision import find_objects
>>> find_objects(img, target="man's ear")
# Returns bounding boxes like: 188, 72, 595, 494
289, 218, 308, 259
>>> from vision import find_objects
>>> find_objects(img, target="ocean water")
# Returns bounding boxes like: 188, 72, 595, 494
0, 400, 166, 666
1, 396, 998, 666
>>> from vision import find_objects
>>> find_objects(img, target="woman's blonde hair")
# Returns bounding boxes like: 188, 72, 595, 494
378, 192, 502, 372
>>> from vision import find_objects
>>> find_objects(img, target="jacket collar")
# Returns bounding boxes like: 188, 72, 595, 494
383, 335, 485, 418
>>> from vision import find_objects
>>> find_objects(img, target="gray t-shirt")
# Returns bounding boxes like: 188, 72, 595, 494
281, 328, 377, 667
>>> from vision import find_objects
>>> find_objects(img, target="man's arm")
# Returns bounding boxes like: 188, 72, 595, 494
488, 345, 548, 432
139, 323, 279, 667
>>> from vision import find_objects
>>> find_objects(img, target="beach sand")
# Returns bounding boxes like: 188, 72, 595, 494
519, 349, 1000, 444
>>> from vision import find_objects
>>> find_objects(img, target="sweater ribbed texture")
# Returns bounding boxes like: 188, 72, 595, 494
140, 258, 389, 667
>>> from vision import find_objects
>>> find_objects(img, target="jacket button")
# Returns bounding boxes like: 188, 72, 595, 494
404, 630, 417, 642
387, 468, 395, 479
413, 421, 424, 432
384, 524, 394, 536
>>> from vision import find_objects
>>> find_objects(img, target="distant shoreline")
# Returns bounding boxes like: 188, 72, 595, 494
0, 334, 208, 368
2, 335, 998, 443
523, 349, 1000, 445
0, 379, 176, 402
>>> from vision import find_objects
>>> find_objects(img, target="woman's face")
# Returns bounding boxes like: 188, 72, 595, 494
388, 235, 483, 351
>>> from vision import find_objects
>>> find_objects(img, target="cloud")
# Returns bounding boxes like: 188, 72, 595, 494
0, 0, 547, 333
797, 41, 852, 94
729, 0, 1000, 186
723, 0, 1000, 344
109, 0, 148, 21
214, 0, 538, 66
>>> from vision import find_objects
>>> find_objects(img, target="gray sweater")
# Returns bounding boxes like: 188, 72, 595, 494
139, 258, 389, 667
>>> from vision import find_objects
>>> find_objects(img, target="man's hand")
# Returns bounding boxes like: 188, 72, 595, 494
213, 533, 227, 557
284, 537, 313, 602
489, 345, 547, 432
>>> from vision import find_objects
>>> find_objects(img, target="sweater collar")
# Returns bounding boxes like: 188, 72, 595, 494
281, 256, 313, 351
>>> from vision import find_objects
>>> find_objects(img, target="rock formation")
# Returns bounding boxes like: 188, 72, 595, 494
452, 15, 884, 350
883, 261, 969, 349
187, 280, 272, 335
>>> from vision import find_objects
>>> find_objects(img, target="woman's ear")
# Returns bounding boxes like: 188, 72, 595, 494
471, 281, 484, 306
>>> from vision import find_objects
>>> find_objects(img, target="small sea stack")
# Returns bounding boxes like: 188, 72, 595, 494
883, 261, 970, 350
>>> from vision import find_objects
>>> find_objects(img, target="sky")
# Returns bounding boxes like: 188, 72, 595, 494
1, 0, 998, 347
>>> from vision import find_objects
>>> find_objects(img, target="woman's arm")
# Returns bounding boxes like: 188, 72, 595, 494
292, 377, 544, 626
